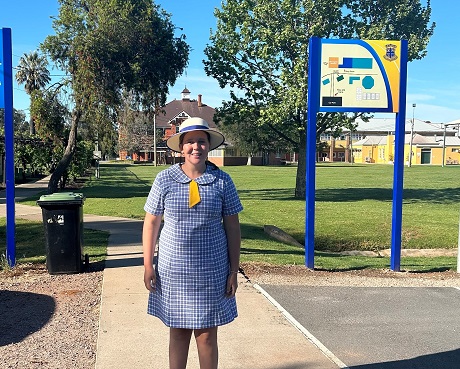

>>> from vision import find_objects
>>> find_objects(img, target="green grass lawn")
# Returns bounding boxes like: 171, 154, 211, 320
0, 218, 109, 268
11, 162, 460, 272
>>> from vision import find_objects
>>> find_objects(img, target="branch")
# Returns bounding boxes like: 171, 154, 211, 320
266, 122, 298, 146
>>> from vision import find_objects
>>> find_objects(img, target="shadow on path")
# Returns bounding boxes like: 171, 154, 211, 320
349, 348, 460, 369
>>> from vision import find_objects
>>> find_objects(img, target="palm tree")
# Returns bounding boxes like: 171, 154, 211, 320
15, 51, 51, 135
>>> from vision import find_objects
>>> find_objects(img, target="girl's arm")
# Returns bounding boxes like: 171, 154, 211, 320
142, 212, 162, 291
223, 214, 241, 297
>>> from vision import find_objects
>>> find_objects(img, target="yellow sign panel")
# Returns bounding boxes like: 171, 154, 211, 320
320, 40, 401, 113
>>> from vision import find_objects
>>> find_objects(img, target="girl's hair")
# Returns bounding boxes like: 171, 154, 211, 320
179, 131, 211, 146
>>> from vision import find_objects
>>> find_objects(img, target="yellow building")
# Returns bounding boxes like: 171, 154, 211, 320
320, 118, 460, 165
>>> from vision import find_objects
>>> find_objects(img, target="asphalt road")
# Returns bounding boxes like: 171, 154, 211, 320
259, 285, 460, 369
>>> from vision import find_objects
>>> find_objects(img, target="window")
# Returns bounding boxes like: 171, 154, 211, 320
353, 149, 362, 158
208, 148, 224, 157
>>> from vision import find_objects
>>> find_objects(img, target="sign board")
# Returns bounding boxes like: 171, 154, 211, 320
306, 37, 408, 271
320, 39, 401, 113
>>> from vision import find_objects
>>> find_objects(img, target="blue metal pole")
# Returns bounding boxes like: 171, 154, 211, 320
1, 28, 16, 267
390, 39, 408, 272
305, 37, 321, 269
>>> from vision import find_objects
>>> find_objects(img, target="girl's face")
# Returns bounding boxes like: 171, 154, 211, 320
180, 131, 210, 166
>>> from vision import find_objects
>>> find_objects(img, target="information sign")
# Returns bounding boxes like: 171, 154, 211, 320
320, 39, 401, 113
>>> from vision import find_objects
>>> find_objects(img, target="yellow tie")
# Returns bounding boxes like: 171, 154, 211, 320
189, 180, 201, 208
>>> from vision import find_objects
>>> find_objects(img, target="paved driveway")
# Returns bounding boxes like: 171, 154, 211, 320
260, 285, 460, 369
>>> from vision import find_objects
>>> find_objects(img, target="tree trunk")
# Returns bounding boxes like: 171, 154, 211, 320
29, 117, 35, 135
295, 134, 306, 199
47, 109, 81, 194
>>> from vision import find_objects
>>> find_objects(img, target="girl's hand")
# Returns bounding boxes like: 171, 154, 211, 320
226, 272, 238, 297
144, 266, 156, 292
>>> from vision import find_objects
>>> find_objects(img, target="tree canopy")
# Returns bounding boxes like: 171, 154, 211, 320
41, 0, 190, 193
204, 0, 435, 197
15, 51, 51, 134
15, 51, 51, 95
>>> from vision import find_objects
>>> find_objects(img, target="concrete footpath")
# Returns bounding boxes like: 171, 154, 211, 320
1, 178, 339, 369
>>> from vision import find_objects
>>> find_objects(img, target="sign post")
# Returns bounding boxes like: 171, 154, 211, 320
306, 37, 408, 271
305, 37, 321, 268
1, 28, 16, 267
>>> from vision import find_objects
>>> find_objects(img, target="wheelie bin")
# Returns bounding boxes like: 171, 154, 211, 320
37, 192, 88, 274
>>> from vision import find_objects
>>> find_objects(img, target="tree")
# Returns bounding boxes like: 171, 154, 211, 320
0, 108, 28, 133
15, 51, 51, 135
214, 95, 293, 162
1, 108, 29, 183
30, 90, 67, 142
41, 0, 190, 193
204, 0, 435, 197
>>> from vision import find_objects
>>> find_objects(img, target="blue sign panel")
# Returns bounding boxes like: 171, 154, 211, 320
0, 31, 4, 108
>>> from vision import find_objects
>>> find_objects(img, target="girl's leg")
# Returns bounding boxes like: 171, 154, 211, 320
169, 328, 193, 369
194, 327, 218, 369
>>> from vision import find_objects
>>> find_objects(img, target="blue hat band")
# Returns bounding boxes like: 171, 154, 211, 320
180, 125, 209, 133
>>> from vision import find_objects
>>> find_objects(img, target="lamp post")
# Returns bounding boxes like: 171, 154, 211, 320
408, 103, 416, 167
442, 124, 447, 167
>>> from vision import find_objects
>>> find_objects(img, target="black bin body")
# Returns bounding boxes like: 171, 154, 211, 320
37, 192, 85, 274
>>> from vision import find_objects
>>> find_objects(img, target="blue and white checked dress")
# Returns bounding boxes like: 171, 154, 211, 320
144, 163, 243, 329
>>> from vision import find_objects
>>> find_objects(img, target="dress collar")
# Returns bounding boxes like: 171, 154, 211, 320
168, 163, 218, 185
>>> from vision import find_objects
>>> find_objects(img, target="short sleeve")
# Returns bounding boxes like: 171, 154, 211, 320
222, 175, 243, 216
144, 173, 166, 215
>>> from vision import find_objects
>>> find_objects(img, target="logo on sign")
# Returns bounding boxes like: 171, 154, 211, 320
383, 44, 398, 62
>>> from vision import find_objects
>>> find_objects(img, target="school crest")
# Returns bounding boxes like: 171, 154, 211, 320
383, 43, 398, 61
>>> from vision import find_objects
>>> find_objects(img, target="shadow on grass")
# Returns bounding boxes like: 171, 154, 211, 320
236, 186, 460, 205
241, 246, 304, 256
316, 187, 460, 204
0, 220, 107, 266
237, 188, 297, 201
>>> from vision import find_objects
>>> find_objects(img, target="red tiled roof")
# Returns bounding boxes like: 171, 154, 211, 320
155, 98, 216, 129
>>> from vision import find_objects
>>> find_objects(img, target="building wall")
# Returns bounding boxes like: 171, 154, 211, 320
353, 141, 460, 165
445, 147, 460, 164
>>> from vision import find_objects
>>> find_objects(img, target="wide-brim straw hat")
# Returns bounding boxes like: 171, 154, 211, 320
166, 117, 225, 152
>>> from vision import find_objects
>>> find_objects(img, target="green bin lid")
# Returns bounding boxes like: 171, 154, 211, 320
37, 192, 85, 203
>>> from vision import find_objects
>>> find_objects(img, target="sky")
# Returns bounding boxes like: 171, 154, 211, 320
0, 0, 459, 124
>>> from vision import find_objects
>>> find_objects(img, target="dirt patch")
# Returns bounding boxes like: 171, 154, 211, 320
240, 262, 460, 287
0, 263, 103, 369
